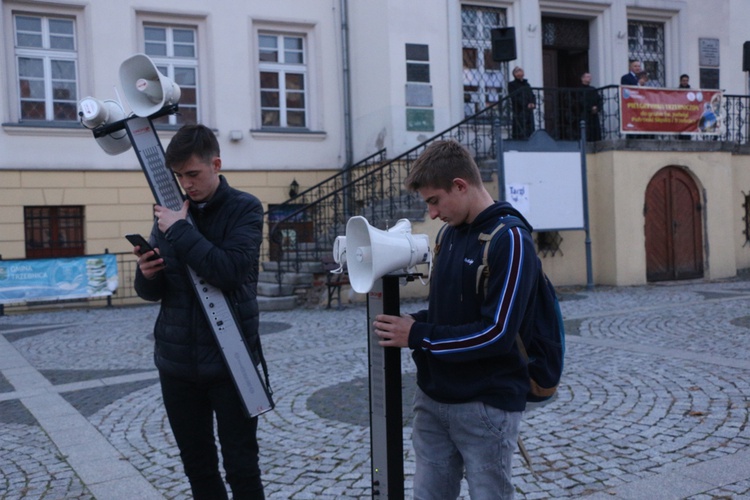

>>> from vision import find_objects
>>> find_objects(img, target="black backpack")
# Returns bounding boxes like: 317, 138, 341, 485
435, 215, 565, 402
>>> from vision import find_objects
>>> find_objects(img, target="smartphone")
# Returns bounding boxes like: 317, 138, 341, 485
125, 234, 156, 258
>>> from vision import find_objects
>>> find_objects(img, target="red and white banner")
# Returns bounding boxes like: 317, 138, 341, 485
620, 86, 724, 135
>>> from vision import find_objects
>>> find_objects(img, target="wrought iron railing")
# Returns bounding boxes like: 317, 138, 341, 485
263, 149, 388, 274
514, 85, 750, 144
261, 86, 750, 287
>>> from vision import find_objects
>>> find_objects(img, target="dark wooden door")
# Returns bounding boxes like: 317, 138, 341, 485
645, 166, 704, 281
541, 17, 590, 140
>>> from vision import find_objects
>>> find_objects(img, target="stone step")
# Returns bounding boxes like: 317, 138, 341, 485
257, 282, 295, 297
258, 295, 297, 311
258, 271, 313, 286
263, 261, 324, 273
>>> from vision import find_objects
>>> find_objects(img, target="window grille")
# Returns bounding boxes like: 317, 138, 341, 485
461, 5, 507, 117
24, 206, 85, 258
628, 21, 665, 87
536, 231, 563, 258
542, 17, 589, 49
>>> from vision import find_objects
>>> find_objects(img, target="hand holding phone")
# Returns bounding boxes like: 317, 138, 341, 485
125, 234, 156, 259
126, 234, 165, 279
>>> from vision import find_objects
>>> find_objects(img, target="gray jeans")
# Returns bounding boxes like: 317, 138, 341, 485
412, 387, 522, 500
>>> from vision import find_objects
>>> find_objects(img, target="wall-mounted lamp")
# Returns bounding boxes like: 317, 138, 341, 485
617, 31, 627, 39
289, 178, 299, 199
527, 24, 537, 32
229, 130, 243, 142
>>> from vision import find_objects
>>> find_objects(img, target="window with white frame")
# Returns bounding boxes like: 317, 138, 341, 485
13, 13, 78, 121
258, 33, 307, 128
143, 24, 198, 125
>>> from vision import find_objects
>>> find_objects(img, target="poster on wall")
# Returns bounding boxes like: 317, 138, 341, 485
503, 151, 584, 231
620, 86, 724, 135
0, 254, 119, 305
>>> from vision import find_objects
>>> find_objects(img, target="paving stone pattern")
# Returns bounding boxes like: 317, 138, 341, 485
2, 279, 750, 499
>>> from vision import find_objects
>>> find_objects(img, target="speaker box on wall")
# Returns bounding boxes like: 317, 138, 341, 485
491, 27, 517, 62
744, 41, 750, 72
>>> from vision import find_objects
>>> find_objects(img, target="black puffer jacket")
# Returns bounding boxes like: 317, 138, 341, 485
135, 176, 264, 382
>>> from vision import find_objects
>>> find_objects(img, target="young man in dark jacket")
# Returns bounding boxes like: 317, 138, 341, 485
133, 124, 267, 499
373, 140, 539, 499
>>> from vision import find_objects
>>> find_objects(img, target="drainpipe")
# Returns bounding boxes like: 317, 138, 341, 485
340, 0, 354, 215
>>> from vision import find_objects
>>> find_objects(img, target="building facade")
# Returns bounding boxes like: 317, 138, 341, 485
2, 0, 750, 294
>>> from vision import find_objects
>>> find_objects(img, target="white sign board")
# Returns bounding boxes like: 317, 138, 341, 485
503, 151, 584, 231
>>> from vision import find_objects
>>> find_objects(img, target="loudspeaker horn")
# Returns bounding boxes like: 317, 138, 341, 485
345, 216, 431, 294
78, 97, 132, 155
119, 53, 181, 117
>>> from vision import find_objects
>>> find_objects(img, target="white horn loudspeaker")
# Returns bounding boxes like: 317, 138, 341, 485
345, 216, 431, 293
78, 97, 132, 155
119, 53, 181, 117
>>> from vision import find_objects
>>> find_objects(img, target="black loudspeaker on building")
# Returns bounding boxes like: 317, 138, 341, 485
491, 27, 517, 62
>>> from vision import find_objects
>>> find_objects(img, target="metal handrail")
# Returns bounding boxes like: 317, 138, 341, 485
261, 86, 750, 289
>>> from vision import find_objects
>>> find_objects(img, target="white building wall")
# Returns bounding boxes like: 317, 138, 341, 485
1, 0, 747, 173
0, 0, 347, 173
2, 0, 750, 286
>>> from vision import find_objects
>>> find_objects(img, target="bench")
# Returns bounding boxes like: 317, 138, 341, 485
320, 255, 349, 309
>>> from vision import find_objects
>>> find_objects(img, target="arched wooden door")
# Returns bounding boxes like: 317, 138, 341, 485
645, 166, 704, 282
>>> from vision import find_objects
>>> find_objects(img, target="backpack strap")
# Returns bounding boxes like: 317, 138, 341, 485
476, 222, 509, 294
476, 215, 527, 295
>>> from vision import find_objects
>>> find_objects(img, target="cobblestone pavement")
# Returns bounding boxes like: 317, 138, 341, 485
2, 277, 750, 499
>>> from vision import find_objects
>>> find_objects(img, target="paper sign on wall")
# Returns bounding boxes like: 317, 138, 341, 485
506, 183, 530, 215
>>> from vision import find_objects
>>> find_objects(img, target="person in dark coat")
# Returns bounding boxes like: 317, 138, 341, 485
579, 72, 602, 141
679, 74, 691, 89
133, 124, 268, 499
508, 66, 536, 139
621, 60, 641, 85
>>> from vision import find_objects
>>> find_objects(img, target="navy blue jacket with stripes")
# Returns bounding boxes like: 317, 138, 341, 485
408, 201, 539, 412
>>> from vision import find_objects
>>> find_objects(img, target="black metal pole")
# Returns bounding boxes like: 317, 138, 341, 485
495, 116, 506, 201
579, 120, 594, 290
367, 275, 404, 499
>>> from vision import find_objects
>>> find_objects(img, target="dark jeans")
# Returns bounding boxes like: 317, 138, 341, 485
159, 373, 265, 500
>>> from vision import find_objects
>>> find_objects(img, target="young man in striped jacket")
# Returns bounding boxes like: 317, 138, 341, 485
373, 140, 539, 499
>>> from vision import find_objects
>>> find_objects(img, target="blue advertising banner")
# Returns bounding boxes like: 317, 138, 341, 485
0, 254, 119, 305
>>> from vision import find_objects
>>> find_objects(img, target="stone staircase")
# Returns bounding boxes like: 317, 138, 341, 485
257, 245, 326, 311
257, 193, 426, 311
